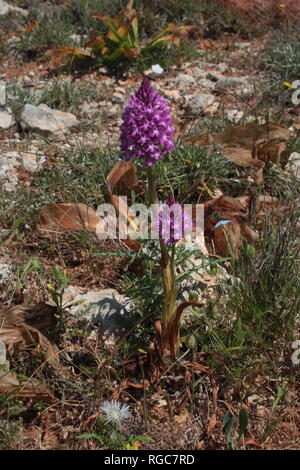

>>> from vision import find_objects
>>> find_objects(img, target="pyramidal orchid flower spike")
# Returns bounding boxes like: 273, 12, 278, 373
120, 77, 175, 167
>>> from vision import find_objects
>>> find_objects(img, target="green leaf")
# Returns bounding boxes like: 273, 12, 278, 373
103, 49, 125, 62
223, 411, 235, 450
237, 408, 248, 447
238, 409, 248, 434
130, 17, 139, 45
143, 39, 171, 52
76, 433, 103, 443
146, 26, 170, 47
103, 36, 122, 49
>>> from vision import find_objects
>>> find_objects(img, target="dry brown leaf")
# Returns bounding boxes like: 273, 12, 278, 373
107, 160, 140, 196
244, 438, 263, 449
84, 412, 101, 426
214, 217, 242, 257
204, 192, 285, 256
92, 12, 111, 23
182, 362, 211, 374
107, 161, 143, 242
24, 22, 38, 33
198, 440, 206, 449
163, 23, 198, 46
44, 46, 93, 67
213, 122, 290, 147
153, 406, 169, 420
293, 117, 300, 130
92, 0, 136, 28
41, 430, 59, 449
241, 222, 259, 243
174, 409, 189, 424
36, 203, 101, 235
186, 122, 291, 178
0, 371, 55, 403
199, 39, 216, 50
205, 195, 247, 217
221, 147, 264, 169
122, 47, 141, 58
255, 195, 286, 221
204, 195, 250, 256
0, 304, 59, 363
85, 35, 105, 48
256, 140, 288, 164
207, 414, 217, 436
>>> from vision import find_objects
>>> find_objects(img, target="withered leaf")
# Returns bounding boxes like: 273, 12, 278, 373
0, 304, 59, 363
0, 371, 55, 403
36, 203, 101, 235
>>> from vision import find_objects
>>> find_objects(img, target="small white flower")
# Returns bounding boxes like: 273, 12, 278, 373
101, 400, 131, 427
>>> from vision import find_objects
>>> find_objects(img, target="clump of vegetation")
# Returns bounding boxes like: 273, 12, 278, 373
263, 27, 300, 86
0, 418, 22, 450
46, 0, 198, 74
257, 26, 300, 110
7, 80, 97, 119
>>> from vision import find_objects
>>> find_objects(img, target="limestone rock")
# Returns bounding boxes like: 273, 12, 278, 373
61, 286, 135, 346
144, 64, 164, 79
0, 80, 6, 106
0, 107, 14, 129
226, 109, 244, 122
287, 152, 300, 178
186, 93, 218, 115
0, 0, 27, 16
0, 260, 12, 283
174, 73, 196, 87
214, 76, 247, 90
0, 152, 19, 192
20, 104, 78, 135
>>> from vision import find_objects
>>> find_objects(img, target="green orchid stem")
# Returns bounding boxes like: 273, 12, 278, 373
146, 167, 179, 355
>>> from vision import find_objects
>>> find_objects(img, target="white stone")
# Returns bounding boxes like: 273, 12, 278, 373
217, 62, 228, 73
226, 109, 244, 122
22, 75, 32, 86
0, 0, 28, 16
0, 152, 19, 179
163, 89, 181, 102
191, 67, 206, 79
234, 42, 251, 49
206, 71, 223, 82
214, 76, 247, 90
81, 102, 99, 115
60, 286, 135, 345
20, 104, 79, 134
287, 152, 300, 178
187, 93, 216, 115
175, 73, 196, 86
0, 107, 14, 129
0, 260, 12, 283
0, 80, 6, 106
20, 153, 40, 173
3, 174, 18, 192
198, 78, 215, 90
145, 64, 164, 79
0, 340, 6, 365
